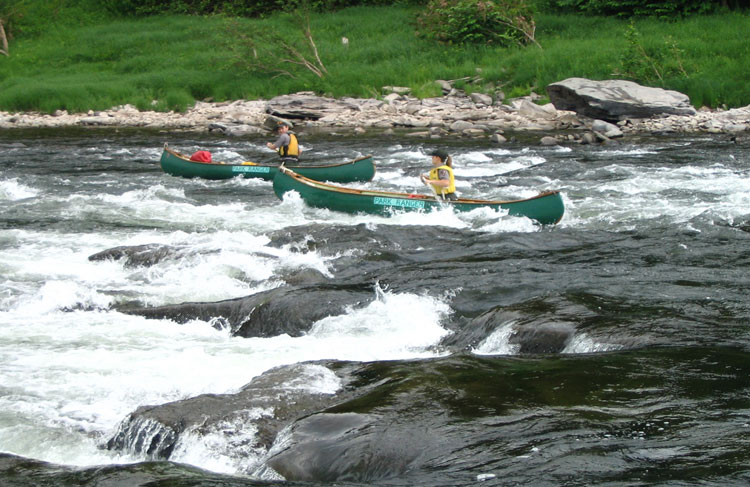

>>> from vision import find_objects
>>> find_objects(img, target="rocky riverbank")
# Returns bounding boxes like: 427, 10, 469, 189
2, 80, 749, 144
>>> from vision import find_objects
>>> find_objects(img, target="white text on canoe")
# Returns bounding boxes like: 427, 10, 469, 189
373, 197, 425, 209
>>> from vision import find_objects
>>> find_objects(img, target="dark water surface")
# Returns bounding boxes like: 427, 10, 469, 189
0, 127, 749, 486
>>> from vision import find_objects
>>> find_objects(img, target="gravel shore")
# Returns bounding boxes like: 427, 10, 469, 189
2, 92, 749, 143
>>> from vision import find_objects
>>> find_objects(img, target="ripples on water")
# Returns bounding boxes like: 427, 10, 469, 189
0, 128, 749, 486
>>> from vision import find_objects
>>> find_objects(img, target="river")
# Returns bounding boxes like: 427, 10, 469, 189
0, 127, 749, 486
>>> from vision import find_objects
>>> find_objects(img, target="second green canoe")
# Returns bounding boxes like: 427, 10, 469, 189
160, 146, 376, 183
273, 167, 565, 225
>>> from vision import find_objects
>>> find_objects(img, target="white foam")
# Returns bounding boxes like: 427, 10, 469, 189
0, 178, 39, 200
169, 407, 273, 474
304, 285, 453, 361
0, 281, 451, 469
557, 160, 750, 228
562, 334, 623, 354
472, 321, 520, 356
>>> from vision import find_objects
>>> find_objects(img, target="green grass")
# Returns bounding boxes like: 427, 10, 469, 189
1, 6, 749, 113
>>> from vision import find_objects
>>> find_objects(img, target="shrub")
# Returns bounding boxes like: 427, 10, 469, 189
416, 0, 538, 47
615, 20, 688, 84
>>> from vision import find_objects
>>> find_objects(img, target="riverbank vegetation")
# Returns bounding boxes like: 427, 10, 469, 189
0, 0, 749, 113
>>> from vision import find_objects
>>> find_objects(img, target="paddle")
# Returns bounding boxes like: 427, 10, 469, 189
498, 161, 544, 177
421, 173, 446, 203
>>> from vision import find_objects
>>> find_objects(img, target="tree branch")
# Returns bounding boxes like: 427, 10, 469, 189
0, 19, 9, 57
496, 15, 541, 49
224, 10, 327, 80
302, 18, 327, 75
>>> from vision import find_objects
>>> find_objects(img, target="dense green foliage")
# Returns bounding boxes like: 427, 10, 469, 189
97, 0, 750, 18
539, 0, 724, 18
1, 0, 111, 38
1, 3, 749, 114
416, 0, 537, 47
101, 0, 425, 17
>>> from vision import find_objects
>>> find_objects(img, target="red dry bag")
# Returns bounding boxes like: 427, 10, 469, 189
189, 150, 212, 162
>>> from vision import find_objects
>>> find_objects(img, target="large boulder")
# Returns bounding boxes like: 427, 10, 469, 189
547, 77, 696, 122
266, 92, 360, 120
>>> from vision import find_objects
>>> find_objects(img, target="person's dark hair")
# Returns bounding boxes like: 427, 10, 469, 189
430, 149, 452, 167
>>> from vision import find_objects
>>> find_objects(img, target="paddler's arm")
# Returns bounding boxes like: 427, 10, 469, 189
421, 174, 450, 187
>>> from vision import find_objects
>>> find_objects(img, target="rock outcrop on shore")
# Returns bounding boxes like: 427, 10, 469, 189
547, 77, 698, 122
1, 78, 749, 144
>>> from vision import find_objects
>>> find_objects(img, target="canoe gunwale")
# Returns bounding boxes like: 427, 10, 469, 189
163, 145, 374, 170
278, 166, 561, 206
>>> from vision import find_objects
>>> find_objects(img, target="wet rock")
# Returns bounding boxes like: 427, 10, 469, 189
281, 268, 330, 286
592, 119, 623, 138
439, 293, 599, 353
105, 362, 354, 463
580, 132, 598, 145
0, 453, 212, 485
105, 358, 453, 482
88, 244, 187, 268
490, 132, 507, 143
267, 412, 424, 482
207, 122, 229, 133
118, 283, 372, 338
509, 322, 576, 353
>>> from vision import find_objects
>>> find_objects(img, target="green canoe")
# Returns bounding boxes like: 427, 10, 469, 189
273, 167, 565, 225
160, 146, 376, 183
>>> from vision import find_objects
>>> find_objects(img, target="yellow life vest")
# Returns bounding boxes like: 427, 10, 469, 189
279, 133, 300, 158
429, 164, 455, 195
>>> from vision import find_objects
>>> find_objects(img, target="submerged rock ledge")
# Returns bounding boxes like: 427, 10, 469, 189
2, 85, 749, 144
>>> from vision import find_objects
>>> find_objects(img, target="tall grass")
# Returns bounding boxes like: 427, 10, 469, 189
1, 6, 749, 113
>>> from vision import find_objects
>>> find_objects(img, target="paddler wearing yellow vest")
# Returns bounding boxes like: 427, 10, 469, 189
421, 149, 457, 201
266, 121, 301, 164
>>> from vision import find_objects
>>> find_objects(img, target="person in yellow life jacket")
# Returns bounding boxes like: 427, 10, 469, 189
421, 149, 457, 201
266, 121, 301, 163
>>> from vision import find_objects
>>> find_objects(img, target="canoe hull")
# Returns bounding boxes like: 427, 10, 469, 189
273, 168, 564, 225
160, 147, 375, 183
